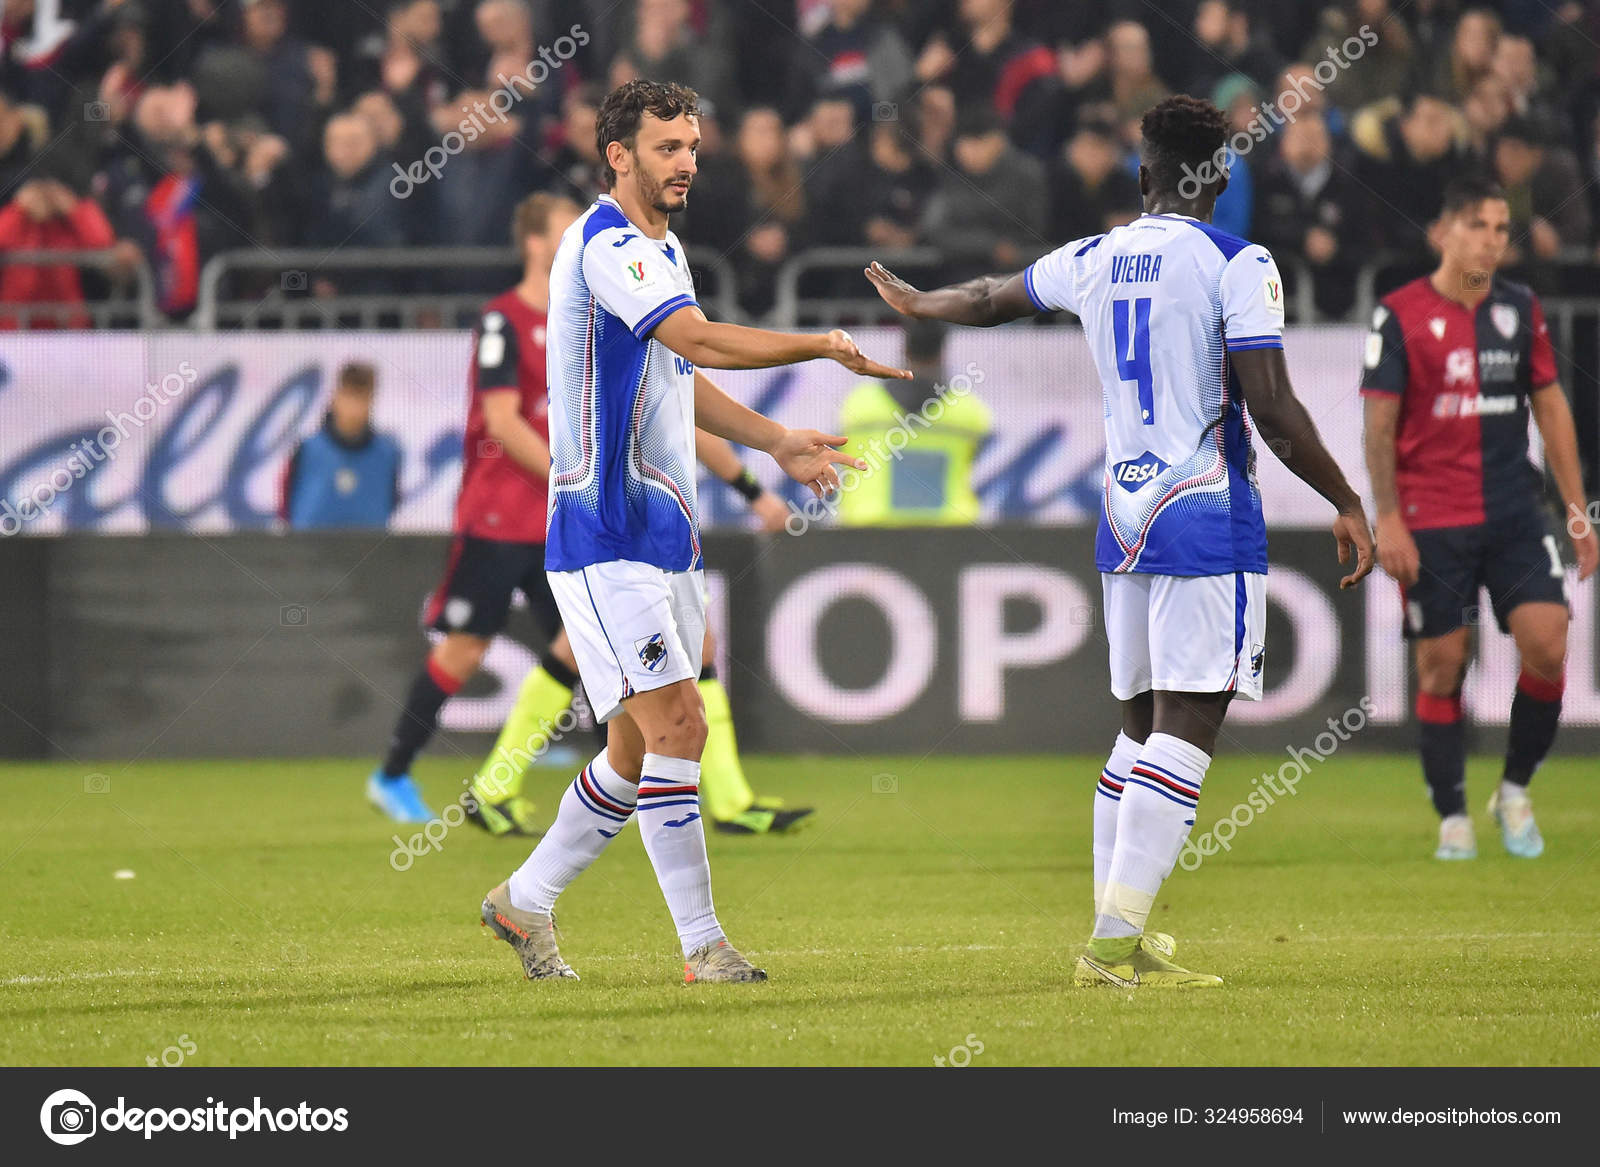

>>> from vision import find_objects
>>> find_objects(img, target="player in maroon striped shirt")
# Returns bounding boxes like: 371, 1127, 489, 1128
1361, 175, 1597, 861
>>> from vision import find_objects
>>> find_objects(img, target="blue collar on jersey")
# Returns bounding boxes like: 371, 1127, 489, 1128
596, 193, 676, 262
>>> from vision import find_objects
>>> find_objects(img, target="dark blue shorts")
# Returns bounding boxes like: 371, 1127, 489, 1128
1402, 519, 1569, 639
425, 535, 562, 639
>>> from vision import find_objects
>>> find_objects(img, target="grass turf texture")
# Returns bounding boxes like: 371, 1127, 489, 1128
2, 754, 1596, 1067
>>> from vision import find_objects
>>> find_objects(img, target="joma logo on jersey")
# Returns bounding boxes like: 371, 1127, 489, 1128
1111, 452, 1170, 491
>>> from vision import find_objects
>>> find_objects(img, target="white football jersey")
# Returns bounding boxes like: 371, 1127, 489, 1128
1026, 212, 1285, 576
545, 195, 702, 572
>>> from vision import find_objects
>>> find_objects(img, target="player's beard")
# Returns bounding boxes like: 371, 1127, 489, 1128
636, 159, 691, 215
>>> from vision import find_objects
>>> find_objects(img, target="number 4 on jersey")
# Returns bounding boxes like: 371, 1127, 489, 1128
1113, 297, 1154, 425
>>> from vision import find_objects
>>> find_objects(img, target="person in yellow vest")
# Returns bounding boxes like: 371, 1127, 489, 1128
837, 318, 991, 526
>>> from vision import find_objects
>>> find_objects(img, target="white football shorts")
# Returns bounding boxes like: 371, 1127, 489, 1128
1101, 571, 1267, 701
547, 560, 706, 723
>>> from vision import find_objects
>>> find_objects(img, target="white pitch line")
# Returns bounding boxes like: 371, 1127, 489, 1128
0, 933, 1565, 988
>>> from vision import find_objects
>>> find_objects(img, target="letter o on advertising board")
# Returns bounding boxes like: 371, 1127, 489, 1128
766, 565, 936, 723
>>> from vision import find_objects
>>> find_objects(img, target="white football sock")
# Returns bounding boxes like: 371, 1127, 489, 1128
1095, 732, 1210, 939
507, 751, 636, 914
1094, 731, 1143, 913
636, 753, 722, 956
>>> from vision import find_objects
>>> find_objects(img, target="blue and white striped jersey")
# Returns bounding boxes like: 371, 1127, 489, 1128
545, 195, 701, 572
1026, 212, 1285, 576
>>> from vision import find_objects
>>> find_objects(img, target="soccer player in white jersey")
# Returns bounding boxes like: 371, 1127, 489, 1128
479, 80, 910, 986
868, 96, 1376, 988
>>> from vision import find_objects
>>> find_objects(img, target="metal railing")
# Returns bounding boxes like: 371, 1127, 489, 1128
0, 248, 159, 329
194, 246, 741, 330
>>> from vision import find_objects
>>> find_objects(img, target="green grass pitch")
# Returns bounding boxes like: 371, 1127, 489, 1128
2, 753, 1596, 1066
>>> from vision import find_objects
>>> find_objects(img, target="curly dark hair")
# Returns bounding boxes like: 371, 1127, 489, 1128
595, 79, 701, 188
1140, 95, 1230, 200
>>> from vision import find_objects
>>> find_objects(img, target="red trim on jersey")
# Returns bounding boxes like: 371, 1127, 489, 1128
424, 535, 465, 627
427, 655, 466, 695
457, 288, 551, 543
1415, 691, 1463, 724
1517, 669, 1564, 703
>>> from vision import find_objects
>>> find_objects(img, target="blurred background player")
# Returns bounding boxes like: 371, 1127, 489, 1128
280, 361, 401, 530
868, 95, 1374, 989
1361, 174, 1599, 862
467, 429, 815, 837
365, 192, 572, 824
836, 317, 992, 526
479, 80, 906, 986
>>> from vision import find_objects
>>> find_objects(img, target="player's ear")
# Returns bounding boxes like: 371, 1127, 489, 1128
605, 139, 630, 181
1213, 171, 1229, 199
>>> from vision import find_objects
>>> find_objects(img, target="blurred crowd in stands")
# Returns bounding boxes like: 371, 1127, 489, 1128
3, 0, 1600, 326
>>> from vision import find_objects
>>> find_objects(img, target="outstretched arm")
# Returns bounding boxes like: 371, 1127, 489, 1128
654, 305, 910, 379
1231, 346, 1375, 589
864, 261, 1039, 326
693, 369, 865, 498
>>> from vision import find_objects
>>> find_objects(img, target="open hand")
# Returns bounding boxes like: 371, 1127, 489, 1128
770, 428, 867, 498
824, 327, 911, 380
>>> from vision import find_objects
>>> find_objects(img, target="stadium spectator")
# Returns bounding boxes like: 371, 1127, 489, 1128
1047, 120, 1140, 243
1102, 21, 1170, 125
1462, 74, 1513, 159
1271, 62, 1347, 143
348, 0, 451, 112
913, 0, 1058, 155
1186, 1, 1283, 97
921, 107, 1046, 279
548, 81, 607, 203
0, 93, 43, 198
622, 0, 732, 117
1255, 112, 1362, 318
799, 93, 867, 248
425, 89, 538, 249
190, 0, 336, 157
1490, 114, 1590, 263
804, 0, 914, 124
303, 111, 408, 292
280, 361, 402, 530
1422, 6, 1502, 103
0, 176, 116, 330
1350, 91, 1470, 254
1210, 73, 1259, 239
1297, 1, 1412, 115
913, 84, 956, 165
98, 83, 256, 318
863, 121, 938, 252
